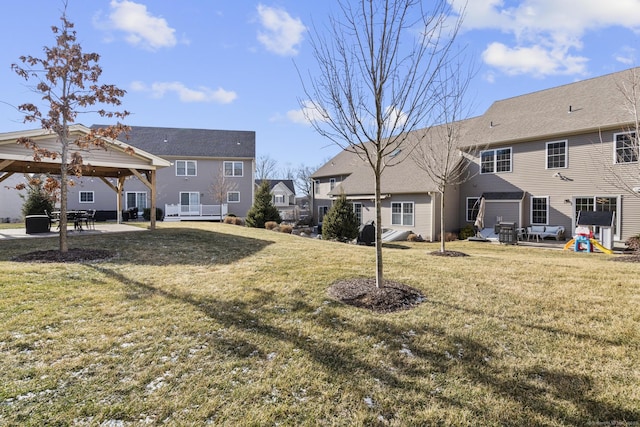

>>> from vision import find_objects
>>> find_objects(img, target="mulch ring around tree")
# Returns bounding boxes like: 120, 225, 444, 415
610, 254, 640, 263
428, 250, 469, 257
328, 278, 425, 313
11, 248, 116, 263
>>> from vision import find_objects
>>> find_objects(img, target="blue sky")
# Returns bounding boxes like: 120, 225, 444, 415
1, 0, 640, 173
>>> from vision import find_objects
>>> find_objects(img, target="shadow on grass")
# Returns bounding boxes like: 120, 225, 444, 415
0, 228, 274, 266
88, 264, 640, 424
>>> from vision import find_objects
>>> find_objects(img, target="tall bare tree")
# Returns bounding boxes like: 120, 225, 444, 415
412, 60, 479, 253
255, 154, 279, 180
12, 3, 129, 252
300, 0, 465, 287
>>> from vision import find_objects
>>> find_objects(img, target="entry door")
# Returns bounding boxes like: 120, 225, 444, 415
180, 192, 200, 215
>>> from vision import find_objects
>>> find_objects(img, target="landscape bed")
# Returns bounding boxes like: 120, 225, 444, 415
0, 222, 638, 426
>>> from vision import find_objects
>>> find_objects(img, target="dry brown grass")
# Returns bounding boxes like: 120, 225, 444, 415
0, 222, 638, 425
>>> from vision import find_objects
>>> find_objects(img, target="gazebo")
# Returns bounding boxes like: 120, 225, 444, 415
0, 124, 170, 229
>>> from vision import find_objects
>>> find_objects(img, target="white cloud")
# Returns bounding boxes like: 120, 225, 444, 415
614, 46, 637, 65
131, 81, 237, 104
100, 0, 177, 50
286, 100, 326, 125
256, 4, 306, 56
384, 106, 408, 129
482, 42, 588, 77
452, 0, 640, 77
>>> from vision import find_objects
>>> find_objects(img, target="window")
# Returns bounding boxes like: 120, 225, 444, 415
466, 197, 480, 222
176, 160, 197, 176
224, 161, 243, 177
79, 191, 94, 203
330, 178, 336, 190
318, 206, 329, 222
314, 180, 320, 194
480, 148, 512, 173
126, 192, 147, 210
227, 191, 240, 203
353, 203, 362, 225
531, 196, 548, 225
274, 194, 285, 204
546, 140, 567, 169
180, 192, 200, 214
391, 202, 414, 226
614, 132, 638, 163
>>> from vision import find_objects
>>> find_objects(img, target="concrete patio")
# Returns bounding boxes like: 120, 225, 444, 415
0, 222, 146, 240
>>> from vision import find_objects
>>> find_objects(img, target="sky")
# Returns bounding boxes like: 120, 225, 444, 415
1, 0, 640, 174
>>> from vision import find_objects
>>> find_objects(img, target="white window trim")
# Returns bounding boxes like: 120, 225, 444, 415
353, 202, 363, 225
613, 131, 638, 164
79, 191, 94, 204
466, 197, 480, 222
545, 140, 568, 169
530, 195, 549, 225
176, 160, 197, 176
227, 191, 240, 203
224, 161, 244, 177
125, 191, 147, 210
480, 147, 512, 174
391, 201, 414, 226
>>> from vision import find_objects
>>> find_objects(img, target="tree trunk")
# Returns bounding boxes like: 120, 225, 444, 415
440, 189, 446, 252
59, 131, 69, 253
374, 167, 384, 288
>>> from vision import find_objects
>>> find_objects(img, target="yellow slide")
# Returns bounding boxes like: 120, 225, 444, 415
589, 238, 613, 254
563, 238, 613, 254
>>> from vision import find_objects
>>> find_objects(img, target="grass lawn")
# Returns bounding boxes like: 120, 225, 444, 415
0, 222, 638, 426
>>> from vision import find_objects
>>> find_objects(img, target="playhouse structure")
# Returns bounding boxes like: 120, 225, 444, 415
563, 211, 615, 254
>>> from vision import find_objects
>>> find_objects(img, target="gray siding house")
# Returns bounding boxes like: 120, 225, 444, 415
312, 67, 640, 243
68, 126, 256, 220
255, 179, 298, 220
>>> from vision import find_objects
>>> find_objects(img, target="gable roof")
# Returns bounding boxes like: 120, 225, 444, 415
92, 125, 255, 158
256, 179, 296, 194
0, 124, 170, 178
465, 67, 640, 147
311, 117, 481, 195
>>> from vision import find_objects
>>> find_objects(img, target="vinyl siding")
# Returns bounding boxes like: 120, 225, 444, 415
68, 158, 255, 217
382, 193, 433, 240
460, 128, 640, 240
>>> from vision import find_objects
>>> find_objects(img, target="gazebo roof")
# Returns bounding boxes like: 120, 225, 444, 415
0, 124, 170, 178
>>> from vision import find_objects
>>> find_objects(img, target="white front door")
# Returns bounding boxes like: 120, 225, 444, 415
180, 192, 200, 215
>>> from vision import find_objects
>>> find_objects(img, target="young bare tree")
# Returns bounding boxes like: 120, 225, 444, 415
412, 61, 479, 253
597, 67, 640, 196
300, 0, 465, 287
210, 165, 238, 208
12, 3, 129, 252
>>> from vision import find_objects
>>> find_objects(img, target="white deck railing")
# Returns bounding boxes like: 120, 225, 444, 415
164, 204, 228, 219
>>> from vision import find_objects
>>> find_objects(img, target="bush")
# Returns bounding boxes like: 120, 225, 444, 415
142, 207, 164, 221
246, 180, 282, 228
458, 224, 475, 240
279, 224, 293, 234
224, 216, 244, 226
21, 177, 54, 217
321, 193, 359, 242
265, 221, 279, 230
625, 234, 640, 252
407, 233, 425, 242
444, 232, 459, 242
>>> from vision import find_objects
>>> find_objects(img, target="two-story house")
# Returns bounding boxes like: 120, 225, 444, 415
66, 126, 256, 220
312, 67, 640, 243
255, 179, 297, 221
